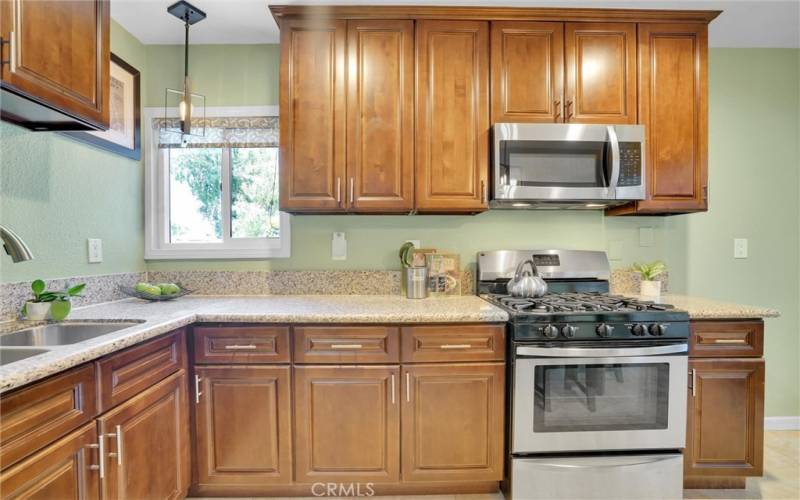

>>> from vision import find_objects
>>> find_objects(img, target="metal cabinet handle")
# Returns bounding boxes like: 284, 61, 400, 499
480, 180, 487, 204
566, 99, 573, 121
406, 372, 411, 402
440, 344, 472, 349
349, 177, 355, 207
86, 440, 104, 478
224, 344, 257, 350
195, 374, 202, 404
105, 426, 123, 465
330, 343, 362, 349
391, 373, 396, 404
336, 177, 342, 206
712, 338, 747, 344
554, 99, 561, 121
691, 368, 697, 397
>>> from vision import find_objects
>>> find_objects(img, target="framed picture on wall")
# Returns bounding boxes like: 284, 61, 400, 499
62, 53, 141, 160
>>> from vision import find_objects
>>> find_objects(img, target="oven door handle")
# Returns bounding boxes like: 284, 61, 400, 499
516, 343, 687, 358
607, 125, 621, 194
523, 454, 680, 470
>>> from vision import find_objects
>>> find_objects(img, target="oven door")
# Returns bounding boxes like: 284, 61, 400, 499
493, 123, 620, 202
512, 343, 688, 454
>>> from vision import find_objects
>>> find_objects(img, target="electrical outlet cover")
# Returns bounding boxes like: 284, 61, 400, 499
331, 232, 347, 261
734, 238, 748, 259
87, 238, 103, 263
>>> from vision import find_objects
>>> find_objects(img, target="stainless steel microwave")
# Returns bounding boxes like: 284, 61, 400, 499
492, 123, 646, 208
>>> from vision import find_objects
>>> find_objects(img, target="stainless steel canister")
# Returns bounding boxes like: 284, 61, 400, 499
405, 266, 428, 299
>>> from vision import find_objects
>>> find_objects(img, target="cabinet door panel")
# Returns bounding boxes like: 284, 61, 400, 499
1, 0, 109, 128
402, 363, 504, 482
0, 423, 100, 500
279, 19, 346, 211
195, 366, 292, 486
98, 370, 190, 500
565, 22, 636, 124
491, 21, 564, 123
294, 365, 400, 483
347, 20, 414, 212
635, 23, 708, 213
685, 359, 764, 478
416, 20, 489, 212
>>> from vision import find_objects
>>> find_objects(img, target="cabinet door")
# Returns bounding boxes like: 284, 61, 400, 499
402, 363, 504, 482
195, 366, 292, 487
635, 23, 708, 213
97, 370, 190, 500
346, 20, 414, 212
0, 423, 100, 499
279, 18, 346, 212
685, 359, 764, 478
416, 20, 490, 213
0, 0, 110, 129
294, 365, 400, 483
490, 21, 564, 123
564, 22, 636, 124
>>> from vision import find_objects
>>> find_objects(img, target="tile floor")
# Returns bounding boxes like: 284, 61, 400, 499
191, 431, 799, 500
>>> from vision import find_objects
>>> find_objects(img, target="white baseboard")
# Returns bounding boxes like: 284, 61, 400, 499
765, 416, 800, 430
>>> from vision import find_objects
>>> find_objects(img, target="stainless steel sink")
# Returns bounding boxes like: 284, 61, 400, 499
0, 322, 142, 347
0, 347, 50, 364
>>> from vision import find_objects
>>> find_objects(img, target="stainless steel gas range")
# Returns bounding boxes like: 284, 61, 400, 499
478, 250, 689, 500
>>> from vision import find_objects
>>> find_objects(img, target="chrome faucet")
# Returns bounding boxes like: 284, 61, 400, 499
0, 225, 34, 262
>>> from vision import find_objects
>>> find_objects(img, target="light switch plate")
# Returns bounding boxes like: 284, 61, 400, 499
87, 238, 103, 263
331, 232, 347, 261
734, 238, 748, 259
639, 227, 654, 247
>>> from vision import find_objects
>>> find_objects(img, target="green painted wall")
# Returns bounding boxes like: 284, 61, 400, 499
0, 21, 147, 282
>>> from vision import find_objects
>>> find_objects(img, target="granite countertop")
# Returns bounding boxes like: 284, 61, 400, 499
626, 293, 780, 320
0, 295, 508, 394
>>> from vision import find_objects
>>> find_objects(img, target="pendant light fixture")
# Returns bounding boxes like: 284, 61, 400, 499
164, 0, 206, 139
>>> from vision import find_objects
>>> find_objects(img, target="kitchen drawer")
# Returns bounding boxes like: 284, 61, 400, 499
690, 321, 763, 358
194, 325, 290, 364
401, 325, 505, 363
97, 328, 186, 411
293, 326, 400, 364
0, 364, 98, 470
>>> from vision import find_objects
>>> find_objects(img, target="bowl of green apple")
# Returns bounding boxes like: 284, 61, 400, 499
120, 282, 191, 301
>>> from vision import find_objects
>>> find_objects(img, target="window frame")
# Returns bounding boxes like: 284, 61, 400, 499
144, 105, 290, 259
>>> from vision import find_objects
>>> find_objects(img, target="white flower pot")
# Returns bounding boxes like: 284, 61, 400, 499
640, 280, 662, 298
26, 301, 51, 320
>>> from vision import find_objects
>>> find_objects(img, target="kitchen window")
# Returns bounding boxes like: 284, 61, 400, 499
144, 106, 290, 259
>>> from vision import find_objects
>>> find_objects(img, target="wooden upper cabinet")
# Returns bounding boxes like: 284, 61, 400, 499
564, 22, 637, 124
0, 0, 110, 130
416, 20, 490, 213
635, 23, 708, 214
279, 19, 347, 212
685, 359, 764, 479
294, 365, 400, 483
346, 20, 414, 212
490, 21, 564, 123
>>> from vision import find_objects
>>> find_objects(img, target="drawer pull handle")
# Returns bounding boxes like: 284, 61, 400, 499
440, 344, 472, 349
330, 344, 363, 349
224, 344, 258, 350
712, 339, 747, 344
195, 374, 202, 404
105, 425, 123, 465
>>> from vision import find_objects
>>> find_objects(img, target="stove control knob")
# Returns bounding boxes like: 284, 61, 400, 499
561, 325, 577, 338
649, 323, 668, 336
596, 324, 614, 338
631, 324, 647, 336
543, 324, 559, 339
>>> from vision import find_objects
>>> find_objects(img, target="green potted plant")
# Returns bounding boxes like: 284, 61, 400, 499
632, 261, 666, 297
23, 280, 86, 321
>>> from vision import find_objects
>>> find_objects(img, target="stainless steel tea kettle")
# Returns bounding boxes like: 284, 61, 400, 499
507, 259, 548, 298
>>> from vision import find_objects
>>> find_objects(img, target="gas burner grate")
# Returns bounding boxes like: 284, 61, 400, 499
489, 292, 674, 314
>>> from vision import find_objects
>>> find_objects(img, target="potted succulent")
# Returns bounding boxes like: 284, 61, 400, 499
23, 280, 86, 321
632, 261, 666, 297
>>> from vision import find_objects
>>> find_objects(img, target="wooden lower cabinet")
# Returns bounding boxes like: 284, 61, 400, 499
194, 365, 292, 487
97, 369, 190, 500
685, 358, 765, 484
293, 365, 400, 483
402, 363, 505, 482
0, 423, 100, 499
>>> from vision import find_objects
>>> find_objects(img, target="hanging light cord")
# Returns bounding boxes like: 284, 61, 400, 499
184, 14, 190, 78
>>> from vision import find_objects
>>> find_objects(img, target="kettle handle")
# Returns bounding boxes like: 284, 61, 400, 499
514, 259, 539, 280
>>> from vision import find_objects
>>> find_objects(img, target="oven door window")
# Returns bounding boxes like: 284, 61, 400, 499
500, 140, 609, 187
533, 363, 669, 432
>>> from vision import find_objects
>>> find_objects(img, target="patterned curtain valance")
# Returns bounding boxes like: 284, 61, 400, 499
154, 116, 279, 148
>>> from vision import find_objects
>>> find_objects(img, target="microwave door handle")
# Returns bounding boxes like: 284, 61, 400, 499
516, 343, 688, 358
607, 125, 621, 194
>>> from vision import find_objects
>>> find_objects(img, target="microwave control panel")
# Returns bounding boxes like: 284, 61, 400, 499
617, 142, 642, 187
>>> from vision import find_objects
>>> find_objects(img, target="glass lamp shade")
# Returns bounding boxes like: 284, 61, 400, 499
163, 87, 206, 139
